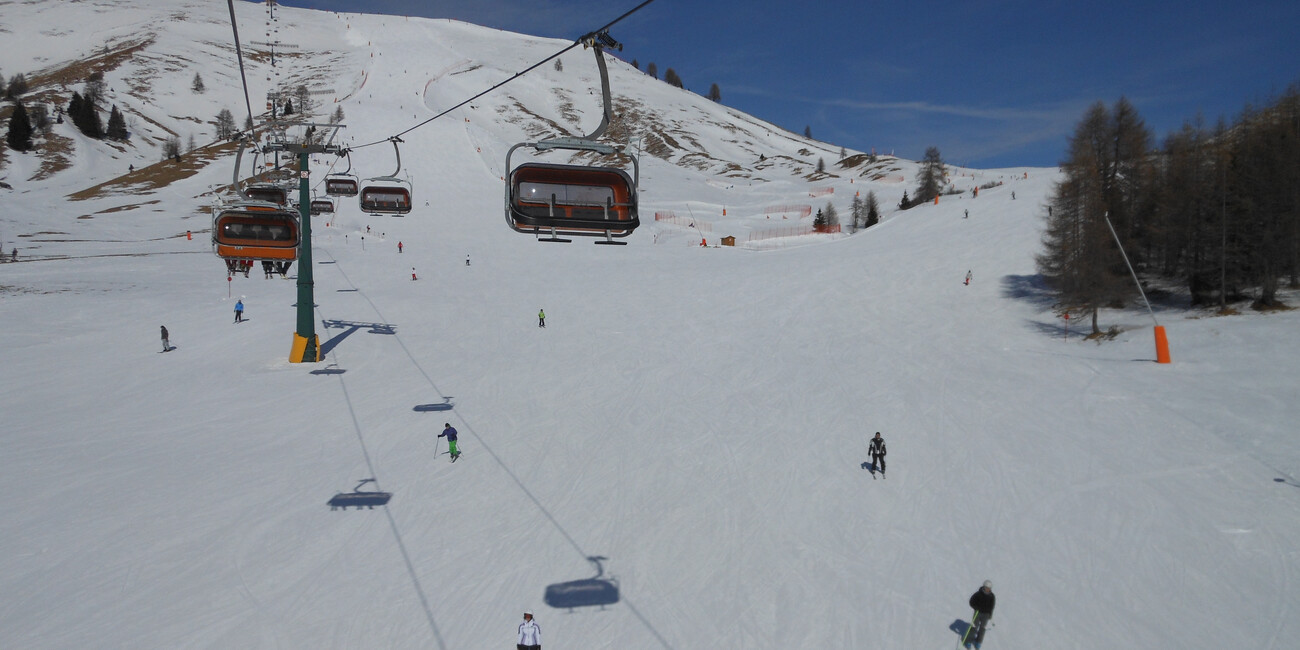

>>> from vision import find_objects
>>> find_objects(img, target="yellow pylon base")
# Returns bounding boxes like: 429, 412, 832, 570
290, 333, 320, 363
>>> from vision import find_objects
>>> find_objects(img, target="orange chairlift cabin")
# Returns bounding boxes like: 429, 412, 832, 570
359, 137, 413, 215
213, 140, 300, 267
504, 30, 639, 244
324, 149, 359, 197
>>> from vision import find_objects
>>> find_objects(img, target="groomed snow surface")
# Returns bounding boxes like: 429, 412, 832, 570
3, 2, 1300, 648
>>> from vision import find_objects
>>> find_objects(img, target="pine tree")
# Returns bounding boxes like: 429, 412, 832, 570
822, 201, 840, 228
664, 68, 683, 88
106, 105, 128, 140
813, 208, 826, 228
6, 101, 33, 152
816, 157, 825, 173
646, 62, 657, 80
898, 190, 910, 210
283, 99, 294, 116
1036, 101, 1143, 334
330, 105, 345, 124
295, 85, 312, 115
0, 71, 7, 99
850, 194, 864, 231
191, 72, 206, 94
5, 73, 28, 99
708, 83, 721, 102
865, 191, 881, 227
162, 135, 181, 161
215, 108, 236, 140
804, 125, 812, 139
913, 146, 944, 204
631, 59, 639, 70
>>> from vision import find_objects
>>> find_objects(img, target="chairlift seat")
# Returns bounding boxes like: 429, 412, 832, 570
359, 178, 412, 215
325, 175, 359, 197
507, 163, 638, 237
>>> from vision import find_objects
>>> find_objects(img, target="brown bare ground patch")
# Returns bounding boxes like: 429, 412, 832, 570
68, 140, 239, 201
29, 37, 155, 90
30, 131, 77, 180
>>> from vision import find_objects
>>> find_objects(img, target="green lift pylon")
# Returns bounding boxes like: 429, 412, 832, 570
265, 133, 343, 363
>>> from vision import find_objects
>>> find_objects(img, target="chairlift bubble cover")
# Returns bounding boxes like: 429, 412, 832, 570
507, 162, 638, 237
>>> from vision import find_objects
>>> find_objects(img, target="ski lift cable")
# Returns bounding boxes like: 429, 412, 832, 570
348, 0, 657, 152
225, 0, 260, 140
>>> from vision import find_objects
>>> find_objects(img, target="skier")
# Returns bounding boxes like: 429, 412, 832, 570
538, 308, 546, 328
160, 325, 170, 352
234, 299, 245, 323
869, 431, 887, 477
412, 267, 418, 281
963, 580, 996, 649
398, 241, 403, 253
964, 209, 969, 219
465, 254, 470, 266
965, 270, 972, 286
517, 610, 541, 650
439, 423, 460, 460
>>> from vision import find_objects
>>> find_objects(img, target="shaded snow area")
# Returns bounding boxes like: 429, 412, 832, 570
2, 2, 1299, 648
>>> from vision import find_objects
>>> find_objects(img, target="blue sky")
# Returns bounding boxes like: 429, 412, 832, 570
277, 0, 1300, 168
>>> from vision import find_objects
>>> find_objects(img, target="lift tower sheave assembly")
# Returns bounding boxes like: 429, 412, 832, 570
263, 126, 344, 363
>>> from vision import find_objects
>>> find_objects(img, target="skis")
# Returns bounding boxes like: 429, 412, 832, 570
450, 452, 461, 463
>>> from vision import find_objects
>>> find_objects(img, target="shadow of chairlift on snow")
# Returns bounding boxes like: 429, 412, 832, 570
319, 319, 397, 356
413, 398, 455, 412
545, 555, 620, 612
310, 363, 346, 376
328, 478, 392, 511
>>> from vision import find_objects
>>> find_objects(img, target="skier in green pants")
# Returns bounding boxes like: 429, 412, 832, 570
439, 423, 460, 460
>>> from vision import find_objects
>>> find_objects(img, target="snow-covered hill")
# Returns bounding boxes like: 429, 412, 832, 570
3, 2, 1299, 649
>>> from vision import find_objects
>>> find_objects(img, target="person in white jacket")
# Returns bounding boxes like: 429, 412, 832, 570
517, 611, 541, 650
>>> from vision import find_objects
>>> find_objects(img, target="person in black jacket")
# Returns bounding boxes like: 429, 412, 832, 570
869, 432, 887, 476
965, 580, 995, 649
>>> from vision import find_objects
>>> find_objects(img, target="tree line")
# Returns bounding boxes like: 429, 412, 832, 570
1038, 86, 1300, 334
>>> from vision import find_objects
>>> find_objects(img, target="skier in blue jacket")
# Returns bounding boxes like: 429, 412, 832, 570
439, 423, 460, 460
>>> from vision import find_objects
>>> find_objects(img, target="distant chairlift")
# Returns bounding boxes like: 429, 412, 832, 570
505, 30, 639, 244
359, 137, 413, 215
309, 196, 335, 215
212, 140, 300, 270
324, 149, 359, 197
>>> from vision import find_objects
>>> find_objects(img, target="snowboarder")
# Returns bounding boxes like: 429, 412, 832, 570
517, 611, 541, 650
964, 270, 972, 286
439, 423, 460, 460
538, 308, 546, 328
160, 325, 170, 352
963, 580, 996, 649
234, 299, 244, 323
398, 241, 403, 253
412, 267, 417, 281
869, 432, 887, 477
964, 209, 969, 219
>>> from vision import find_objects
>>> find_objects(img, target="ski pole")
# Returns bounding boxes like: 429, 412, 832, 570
960, 609, 978, 647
